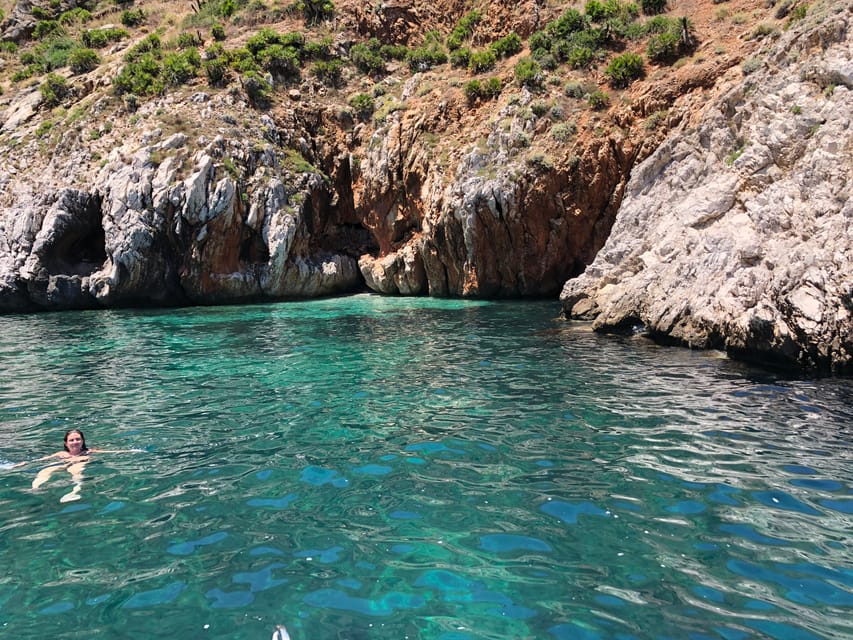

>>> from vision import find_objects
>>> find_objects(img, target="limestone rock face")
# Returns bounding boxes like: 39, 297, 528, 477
353, 87, 636, 297
0, 95, 360, 311
561, 11, 853, 372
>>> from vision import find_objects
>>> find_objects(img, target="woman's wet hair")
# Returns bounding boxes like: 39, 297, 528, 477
64, 429, 87, 452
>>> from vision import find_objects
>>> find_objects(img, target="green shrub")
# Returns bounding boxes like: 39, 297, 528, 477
568, 27, 610, 51
529, 30, 552, 58
585, 0, 624, 21
218, 0, 240, 18
641, 0, 667, 15
450, 47, 471, 68
113, 52, 164, 95
228, 47, 258, 72
531, 100, 549, 116
646, 30, 679, 62
177, 32, 202, 49
741, 56, 762, 75
550, 121, 576, 142
40, 73, 69, 107
514, 56, 542, 87
463, 76, 502, 101
36, 120, 54, 137
489, 32, 522, 58
34, 20, 65, 40
81, 27, 128, 48
786, 3, 807, 27
350, 40, 385, 74
121, 8, 145, 27
645, 15, 695, 62
211, 23, 226, 41
204, 56, 228, 86
537, 53, 558, 70
750, 23, 777, 39
303, 37, 333, 59
258, 43, 300, 78
567, 45, 595, 68
564, 80, 586, 98
643, 109, 667, 129
644, 15, 675, 33
297, 0, 335, 25
31, 6, 53, 21
247, 28, 281, 55
348, 92, 374, 120
242, 70, 272, 106
11, 67, 35, 82
483, 76, 502, 97
311, 59, 343, 85
547, 9, 587, 38
69, 47, 100, 73
246, 29, 304, 64
526, 152, 555, 171
407, 39, 447, 72
125, 34, 161, 62
468, 49, 496, 73
183, 0, 246, 27
587, 89, 610, 109
59, 8, 92, 25
162, 49, 200, 85
447, 10, 481, 50
20, 51, 43, 67
605, 51, 644, 87
463, 79, 482, 101
379, 44, 407, 60
39, 37, 78, 70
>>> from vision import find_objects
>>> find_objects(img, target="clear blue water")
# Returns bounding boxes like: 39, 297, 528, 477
0, 295, 851, 640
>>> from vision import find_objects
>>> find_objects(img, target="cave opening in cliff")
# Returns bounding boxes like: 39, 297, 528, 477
42, 196, 107, 277
239, 228, 270, 264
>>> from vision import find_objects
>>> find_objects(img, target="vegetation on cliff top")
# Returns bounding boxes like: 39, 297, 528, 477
0, 0, 706, 103
0, 0, 809, 182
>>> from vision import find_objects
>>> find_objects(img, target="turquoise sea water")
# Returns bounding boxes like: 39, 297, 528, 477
0, 295, 851, 640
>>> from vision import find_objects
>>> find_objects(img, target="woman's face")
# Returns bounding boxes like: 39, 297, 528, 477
65, 431, 84, 455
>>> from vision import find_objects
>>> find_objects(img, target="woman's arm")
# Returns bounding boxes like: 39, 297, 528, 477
11, 452, 67, 467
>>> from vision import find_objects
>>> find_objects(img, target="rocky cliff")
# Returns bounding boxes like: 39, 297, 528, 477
561, 2, 852, 373
0, 0, 850, 371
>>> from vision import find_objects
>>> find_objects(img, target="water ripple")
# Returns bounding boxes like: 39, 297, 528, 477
0, 298, 851, 639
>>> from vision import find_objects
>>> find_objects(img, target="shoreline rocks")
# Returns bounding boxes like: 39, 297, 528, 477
560, 9, 853, 373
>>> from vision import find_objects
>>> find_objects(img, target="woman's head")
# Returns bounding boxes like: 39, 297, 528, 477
64, 429, 87, 453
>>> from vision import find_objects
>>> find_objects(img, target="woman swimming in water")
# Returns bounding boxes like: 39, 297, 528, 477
27, 429, 140, 502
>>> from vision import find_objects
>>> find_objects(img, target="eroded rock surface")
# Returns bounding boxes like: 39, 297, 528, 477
561, 9, 853, 372
0, 94, 361, 310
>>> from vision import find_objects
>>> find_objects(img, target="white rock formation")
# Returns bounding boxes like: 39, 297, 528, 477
561, 6, 853, 371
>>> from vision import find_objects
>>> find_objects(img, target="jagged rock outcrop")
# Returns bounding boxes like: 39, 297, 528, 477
0, 0, 38, 43
561, 8, 853, 372
0, 93, 361, 311
355, 82, 638, 297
